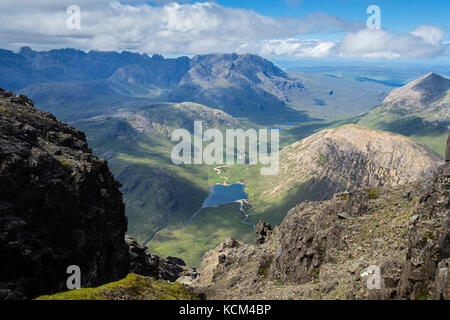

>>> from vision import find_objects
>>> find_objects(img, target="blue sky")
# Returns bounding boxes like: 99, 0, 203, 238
218, 0, 450, 40
0, 0, 448, 60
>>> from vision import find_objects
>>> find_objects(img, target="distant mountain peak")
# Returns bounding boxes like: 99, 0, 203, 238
381, 72, 450, 119
408, 72, 449, 88
420, 71, 444, 80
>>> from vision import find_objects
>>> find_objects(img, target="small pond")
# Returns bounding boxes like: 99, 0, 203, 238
202, 184, 248, 208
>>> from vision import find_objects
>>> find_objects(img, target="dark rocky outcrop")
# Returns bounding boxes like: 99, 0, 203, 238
126, 236, 187, 282
394, 156, 449, 300
0, 90, 200, 300
255, 221, 272, 245
0, 89, 131, 299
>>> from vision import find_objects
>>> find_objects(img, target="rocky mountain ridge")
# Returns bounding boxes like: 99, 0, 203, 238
0, 48, 307, 123
277, 125, 442, 194
380, 72, 450, 126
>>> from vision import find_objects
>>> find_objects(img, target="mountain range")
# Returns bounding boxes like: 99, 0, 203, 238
1, 47, 398, 125
0, 47, 448, 279
1, 48, 310, 124
1, 89, 448, 300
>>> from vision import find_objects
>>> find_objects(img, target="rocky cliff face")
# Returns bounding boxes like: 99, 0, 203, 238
0, 89, 192, 300
177, 53, 303, 103
191, 135, 449, 300
0, 89, 131, 299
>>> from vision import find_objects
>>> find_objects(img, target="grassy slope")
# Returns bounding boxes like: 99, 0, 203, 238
358, 108, 449, 156
36, 274, 199, 300
149, 203, 254, 267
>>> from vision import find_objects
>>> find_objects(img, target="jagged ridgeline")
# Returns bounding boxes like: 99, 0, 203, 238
0, 90, 197, 300
1, 48, 309, 124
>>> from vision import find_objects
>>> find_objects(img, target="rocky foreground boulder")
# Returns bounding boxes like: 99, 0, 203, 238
191, 136, 449, 300
0, 90, 187, 299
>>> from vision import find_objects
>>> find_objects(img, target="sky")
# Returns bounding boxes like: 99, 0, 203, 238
0, 0, 449, 60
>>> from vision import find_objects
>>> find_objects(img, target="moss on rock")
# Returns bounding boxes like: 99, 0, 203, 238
36, 274, 200, 300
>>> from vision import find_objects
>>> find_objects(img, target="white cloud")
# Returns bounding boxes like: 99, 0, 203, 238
411, 25, 445, 45
0, 1, 447, 60
236, 25, 447, 60
239, 39, 337, 58
0, 1, 360, 53
338, 26, 445, 59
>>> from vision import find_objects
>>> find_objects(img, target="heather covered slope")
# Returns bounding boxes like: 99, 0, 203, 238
36, 273, 200, 300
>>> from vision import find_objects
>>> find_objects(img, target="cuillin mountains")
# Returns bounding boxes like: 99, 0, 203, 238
1, 48, 308, 124
1, 90, 448, 300
0, 47, 449, 299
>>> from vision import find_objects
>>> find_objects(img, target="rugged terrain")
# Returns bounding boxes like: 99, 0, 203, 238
0, 90, 192, 299
1, 89, 447, 300
0, 47, 400, 125
267, 125, 441, 197
189, 136, 449, 299
162, 53, 306, 122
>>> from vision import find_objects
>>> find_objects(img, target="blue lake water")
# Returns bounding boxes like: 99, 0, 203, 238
202, 184, 248, 207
